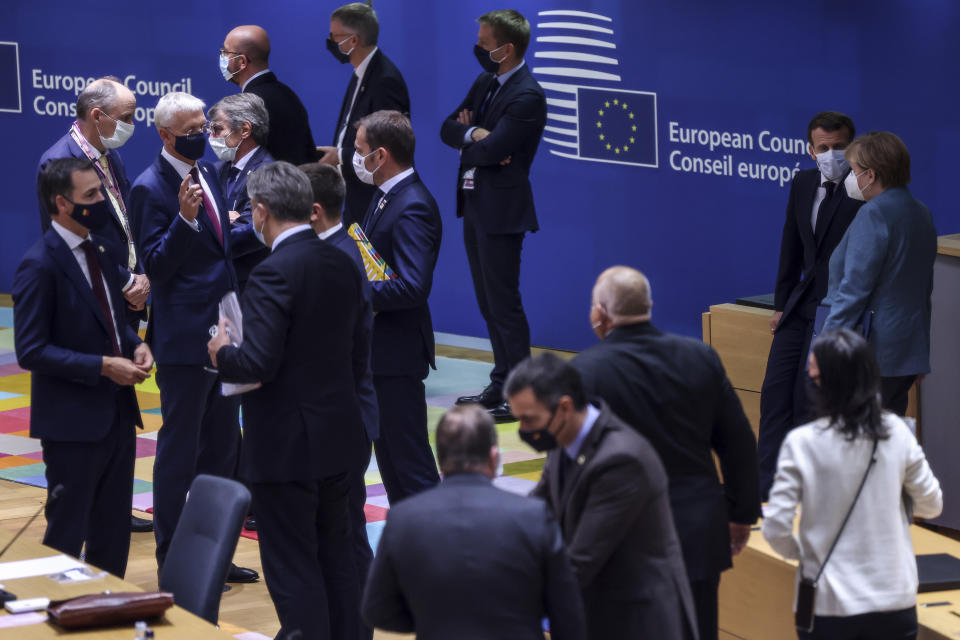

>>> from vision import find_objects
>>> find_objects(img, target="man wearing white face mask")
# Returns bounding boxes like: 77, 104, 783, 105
757, 111, 864, 501
208, 93, 273, 294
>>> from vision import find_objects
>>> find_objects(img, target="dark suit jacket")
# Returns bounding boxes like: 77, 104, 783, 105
572, 323, 761, 582
216, 146, 273, 291
324, 224, 379, 441
128, 154, 238, 365
13, 227, 143, 442
363, 473, 586, 640
36, 133, 138, 287
363, 172, 441, 378
774, 167, 863, 323
334, 50, 411, 224
440, 64, 546, 235
532, 402, 696, 640
243, 71, 316, 166
216, 229, 368, 483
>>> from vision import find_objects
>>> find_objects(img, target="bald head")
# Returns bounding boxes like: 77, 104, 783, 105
74, 78, 137, 152
225, 25, 271, 65
592, 266, 653, 331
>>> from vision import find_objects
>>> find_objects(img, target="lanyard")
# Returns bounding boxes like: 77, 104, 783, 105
69, 122, 127, 218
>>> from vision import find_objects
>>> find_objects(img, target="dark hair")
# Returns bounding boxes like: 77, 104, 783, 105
76, 78, 119, 120
435, 405, 498, 475
39, 157, 95, 215
298, 163, 345, 219
811, 329, 888, 441
331, 3, 379, 46
478, 9, 531, 58
504, 353, 587, 411
845, 131, 911, 189
357, 110, 415, 167
806, 111, 855, 145
246, 161, 313, 223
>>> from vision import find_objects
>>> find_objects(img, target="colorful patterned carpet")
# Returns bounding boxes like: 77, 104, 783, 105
0, 306, 545, 552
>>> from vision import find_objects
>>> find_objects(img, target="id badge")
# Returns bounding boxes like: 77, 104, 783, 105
461, 168, 476, 191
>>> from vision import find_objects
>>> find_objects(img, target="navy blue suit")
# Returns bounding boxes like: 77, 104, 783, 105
216, 146, 273, 292
128, 152, 240, 566
13, 226, 143, 577
243, 71, 316, 166
440, 63, 547, 389
361, 171, 441, 504
217, 229, 368, 640
36, 132, 145, 325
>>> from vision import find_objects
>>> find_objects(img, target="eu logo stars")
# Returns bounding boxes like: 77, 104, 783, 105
577, 88, 657, 167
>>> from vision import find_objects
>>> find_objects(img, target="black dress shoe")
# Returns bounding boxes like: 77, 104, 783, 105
243, 516, 257, 531
488, 401, 516, 423
226, 563, 259, 583
131, 515, 154, 533
456, 384, 502, 409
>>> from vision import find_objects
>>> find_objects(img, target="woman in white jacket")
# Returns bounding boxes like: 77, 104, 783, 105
763, 328, 942, 640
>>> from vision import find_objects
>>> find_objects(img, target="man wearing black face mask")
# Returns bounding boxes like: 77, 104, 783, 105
128, 92, 258, 585
506, 353, 697, 640
318, 3, 410, 227
14, 157, 152, 578
441, 10, 547, 423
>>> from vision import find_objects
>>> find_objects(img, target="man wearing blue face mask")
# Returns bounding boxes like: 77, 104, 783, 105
757, 111, 864, 501
128, 92, 258, 586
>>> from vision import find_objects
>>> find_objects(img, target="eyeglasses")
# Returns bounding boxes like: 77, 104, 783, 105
166, 124, 210, 136
209, 122, 231, 137
219, 47, 243, 57
329, 32, 356, 41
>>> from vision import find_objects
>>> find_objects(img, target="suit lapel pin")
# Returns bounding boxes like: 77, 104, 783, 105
577, 454, 586, 465
98, 245, 105, 254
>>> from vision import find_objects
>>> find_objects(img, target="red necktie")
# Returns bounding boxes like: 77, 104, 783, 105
189, 167, 223, 245
79, 240, 122, 357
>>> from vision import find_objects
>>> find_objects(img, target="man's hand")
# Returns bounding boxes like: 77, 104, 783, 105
730, 522, 752, 557
471, 127, 490, 142
316, 146, 340, 166
769, 310, 783, 334
228, 209, 241, 224
206, 317, 231, 368
124, 273, 150, 310
133, 342, 154, 373
456, 109, 473, 126
500, 155, 512, 166
178, 173, 202, 221
102, 356, 150, 386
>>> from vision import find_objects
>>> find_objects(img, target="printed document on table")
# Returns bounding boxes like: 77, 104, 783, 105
0, 554, 85, 581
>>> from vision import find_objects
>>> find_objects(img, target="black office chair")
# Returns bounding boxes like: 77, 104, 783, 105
158, 474, 251, 624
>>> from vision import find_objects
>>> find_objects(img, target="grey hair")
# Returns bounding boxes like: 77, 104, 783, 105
76, 78, 119, 120
592, 266, 653, 320
247, 161, 313, 223
208, 93, 269, 145
435, 405, 498, 475
331, 3, 379, 46
154, 92, 205, 130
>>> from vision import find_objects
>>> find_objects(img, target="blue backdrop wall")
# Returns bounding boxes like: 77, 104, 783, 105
1, 1, 957, 351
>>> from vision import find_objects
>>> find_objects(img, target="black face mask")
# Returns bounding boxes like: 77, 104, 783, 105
518, 407, 560, 452
173, 132, 207, 161
474, 43, 502, 74
326, 37, 352, 64
65, 197, 112, 231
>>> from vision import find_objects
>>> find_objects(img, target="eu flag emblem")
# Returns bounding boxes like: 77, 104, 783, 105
577, 88, 657, 167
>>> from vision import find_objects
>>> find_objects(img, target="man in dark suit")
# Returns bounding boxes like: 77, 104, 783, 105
208, 93, 273, 293
209, 161, 369, 640
441, 10, 547, 422
506, 354, 697, 640
354, 110, 442, 504
128, 92, 257, 584
572, 266, 761, 640
362, 404, 586, 639
14, 158, 153, 577
303, 161, 379, 640
758, 111, 862, 500
317, 3, 411, 226
36, 76, 153, 533
221, 25, 316, 165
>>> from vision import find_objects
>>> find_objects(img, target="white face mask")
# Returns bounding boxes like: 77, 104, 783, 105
219, 54, 239, 81
815, 149, 850, 181
844, 168, 870, 202
97, 113, 134, 149
352, 148, 382, 185
253, 205, 268, 246
209, 134, 239, 162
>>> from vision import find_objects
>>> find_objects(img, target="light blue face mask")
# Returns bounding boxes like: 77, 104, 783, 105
219, 54, 239, 81
815, 149, 850, 181
253, 205, 268, 246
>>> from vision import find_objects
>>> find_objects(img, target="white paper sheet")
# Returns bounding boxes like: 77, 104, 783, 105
218, 291, 262, 396
0, 554, 85, 581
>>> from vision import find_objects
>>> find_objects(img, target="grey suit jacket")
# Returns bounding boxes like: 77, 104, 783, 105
532, 402, 698, 640
823, 186, 937, 377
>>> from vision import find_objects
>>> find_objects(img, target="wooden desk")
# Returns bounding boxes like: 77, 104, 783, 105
0, 533, 233, 639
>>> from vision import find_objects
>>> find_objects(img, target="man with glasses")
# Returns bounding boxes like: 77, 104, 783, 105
128, 91, 258, 585
317, 3, 410, 226
220, 25, 316, 165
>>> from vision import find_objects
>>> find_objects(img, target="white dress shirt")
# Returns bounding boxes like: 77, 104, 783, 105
318, 221, 343, 240
160, 148, 221, 232
367, 167, 415, 223
50, 220, 122, 347
763, 413, 942, 617
811, 172, 837, 231
272, 224, 313, 251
